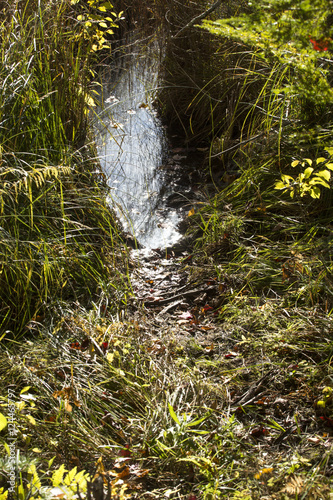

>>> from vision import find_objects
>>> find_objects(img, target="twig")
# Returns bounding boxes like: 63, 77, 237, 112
231, 371, 273, 407
145, 285, 216, 306
172, 0, 223, 39
156, 299, 184, 316
210, 132, 265, 158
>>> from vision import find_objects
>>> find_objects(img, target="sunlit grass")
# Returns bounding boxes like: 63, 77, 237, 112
0, 0, 333, 498
0, 1, 130, 336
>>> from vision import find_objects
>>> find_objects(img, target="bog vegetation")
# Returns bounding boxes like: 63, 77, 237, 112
0, 0, 333, 499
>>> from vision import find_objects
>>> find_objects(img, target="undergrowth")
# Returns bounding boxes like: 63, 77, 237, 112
0, 0, 129, 336
1, 1, 333, 499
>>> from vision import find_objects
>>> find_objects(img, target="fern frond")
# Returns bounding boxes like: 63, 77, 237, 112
63, 466, 78, 486
28, 463, 42, 490
52, 464, 67, 487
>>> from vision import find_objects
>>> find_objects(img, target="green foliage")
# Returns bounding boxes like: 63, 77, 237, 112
201, 0, 333, 119
71, 0, 123, 52
2, 458, 90, 499
0, 1, 128, 335
275, 154, 333, 199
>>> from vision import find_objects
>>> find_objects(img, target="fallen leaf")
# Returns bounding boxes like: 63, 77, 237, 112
224, 352, 238, 359
319, 416, 333, 427
178, 311, 193, 320
130, 466, 149, 478
49, 487, 66, 498
118, 444, 131, 457
307, 436, 321, 444
109, 466, 130, 479
101, 342, 109, 353
251, 427, 270, 438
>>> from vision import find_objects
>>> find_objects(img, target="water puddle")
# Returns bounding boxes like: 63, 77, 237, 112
94, 38, 182, 249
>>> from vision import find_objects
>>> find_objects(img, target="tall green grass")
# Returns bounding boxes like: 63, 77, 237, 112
0, 0, 129, 336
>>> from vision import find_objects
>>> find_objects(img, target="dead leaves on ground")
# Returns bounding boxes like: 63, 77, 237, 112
91, 456, 150, 498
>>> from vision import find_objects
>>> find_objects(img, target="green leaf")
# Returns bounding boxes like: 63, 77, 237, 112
310, 186, 321, 198
268, 418, 285, 432
316, 170, 330, 181
281, 174, 294, 183
64, 466, 77, 485
25, 414, 36, 425
168, 403, 180, 425
0, 413, 8, 432
28, 463, 41, 489
20, 386, 32, 395
52, 464, 66, 487
186, 411, 211, 427
188, 429, 210, 434
311, 177, 330, 188
101, 1, 113, 8
303, 167, 313, 179
274, 181, 287, 190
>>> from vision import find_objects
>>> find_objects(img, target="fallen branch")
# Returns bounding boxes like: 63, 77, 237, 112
145, 285, 216, 306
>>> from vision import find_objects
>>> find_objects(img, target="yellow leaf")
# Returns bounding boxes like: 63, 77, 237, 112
0, 487, 8, 500
28, 463, 41, 489
107, 352, 114, 363
303, 166, 313, 179
99, 22, 108, 28
0, 413, 8, 432
64, 466, 77, 486
275, 181, 286, 190
291, 160, 300, 167
32, 448, 42, 453
109, 466, 130, 479
317, 169, 330, 181
26, 414, 36, 425
188, 208, 195, 216
20, 386, 32, 395
65, 401, 72, 412
85, 94, 96, 107
52, 464, 67, 487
